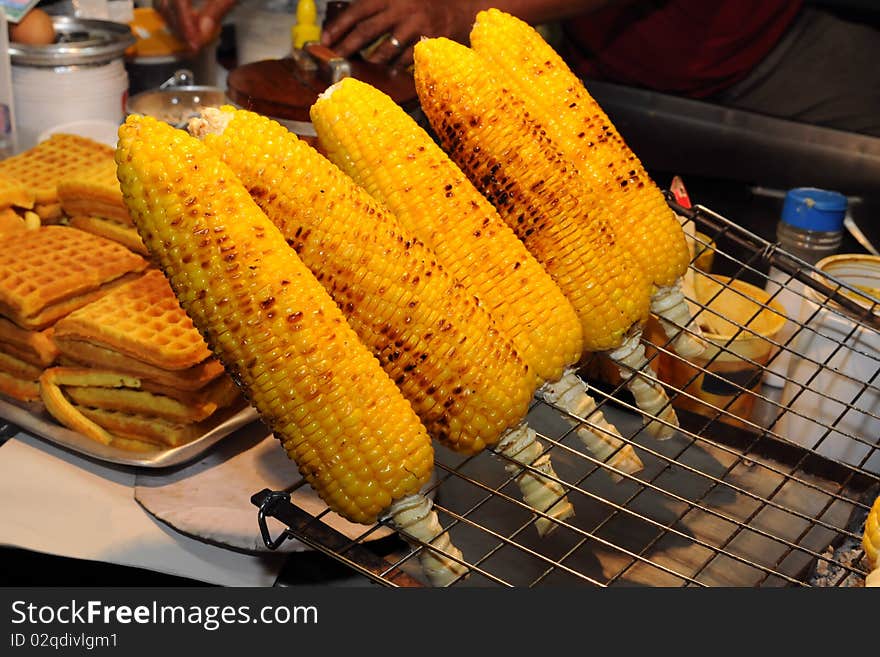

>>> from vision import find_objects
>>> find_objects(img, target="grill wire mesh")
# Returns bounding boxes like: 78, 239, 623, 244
254, 198, 880, 587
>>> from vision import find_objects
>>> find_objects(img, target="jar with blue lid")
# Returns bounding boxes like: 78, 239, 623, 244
776, 187, 847, 265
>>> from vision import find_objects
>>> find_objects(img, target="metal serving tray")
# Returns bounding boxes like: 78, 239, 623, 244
0, 398, 259, 468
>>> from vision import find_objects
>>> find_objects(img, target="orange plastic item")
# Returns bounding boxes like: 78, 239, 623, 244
126, 7, 187, 58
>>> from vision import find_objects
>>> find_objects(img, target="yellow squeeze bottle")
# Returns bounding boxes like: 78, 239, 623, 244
292, 0, 321, 49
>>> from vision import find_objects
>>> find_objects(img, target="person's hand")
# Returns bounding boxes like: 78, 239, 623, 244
154, 0, 237, 54
321, 0, 481, 66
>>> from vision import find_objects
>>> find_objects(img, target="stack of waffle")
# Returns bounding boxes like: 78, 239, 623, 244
45, 269, 243, 452
0, 225, 148, 403
0, 133, 115, 224
57, 158, 148, 255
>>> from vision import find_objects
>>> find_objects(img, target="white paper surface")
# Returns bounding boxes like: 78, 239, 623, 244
0, 432, 287, 586
135, 426, 393, 553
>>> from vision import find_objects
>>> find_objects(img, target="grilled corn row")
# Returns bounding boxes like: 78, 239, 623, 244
310, 77, 642, 478
190, 106, 574, 534
864, 494, 879, 587
414, 38, 678, 439
311, 78, 582, 386
470, 9, 704, 359
115, 114, 435, 526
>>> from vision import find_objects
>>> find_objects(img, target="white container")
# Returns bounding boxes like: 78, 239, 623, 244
8, 15, 134, 151
777, 254, 880, 473
233, 0, 298, 65
13, 59, 128, 149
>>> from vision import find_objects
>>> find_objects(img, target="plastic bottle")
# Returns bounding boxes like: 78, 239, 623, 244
291, 0, 321, 50
764, 187, 847, 387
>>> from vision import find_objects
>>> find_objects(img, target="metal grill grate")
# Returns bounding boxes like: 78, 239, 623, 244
253, 198, 880, 587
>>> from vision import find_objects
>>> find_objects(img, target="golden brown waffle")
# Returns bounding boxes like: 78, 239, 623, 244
137, 373, 240, 407
58, 367, 241, 424
0, 172, 34, 210
57, 159, 131, 225
53, 269, 215, 370
65, 386, 224, 423
0, 134, 115, 204
76, 405, 209, 447
37, 365, 243, 450
68, 216, 147, 255
0, 349, 43, 381
56, 341, 226, 391
0, 369, 40, 402
0, 226, 148, 330
0, 318, 58, 367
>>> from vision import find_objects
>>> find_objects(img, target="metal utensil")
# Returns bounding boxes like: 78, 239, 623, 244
844, 212, 880, 256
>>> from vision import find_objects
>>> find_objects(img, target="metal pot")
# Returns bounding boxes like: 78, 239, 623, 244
125, 70, 227, 129
8, 15, 135, 67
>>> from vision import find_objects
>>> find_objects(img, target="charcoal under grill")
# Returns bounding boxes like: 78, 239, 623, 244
253, 198, 880, 587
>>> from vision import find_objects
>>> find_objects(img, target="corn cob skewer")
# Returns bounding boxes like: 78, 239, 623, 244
470, 8, 705, 360
414, 37, 679, 439
116, 114, 465, 586
310, 77, 643, 481
190, 106, 574, 535
864, 495, 879, 587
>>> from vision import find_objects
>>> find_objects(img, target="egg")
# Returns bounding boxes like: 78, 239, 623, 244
9, 8, 56, 46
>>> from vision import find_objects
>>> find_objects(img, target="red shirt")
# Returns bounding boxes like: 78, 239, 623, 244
563, 0, 804, 97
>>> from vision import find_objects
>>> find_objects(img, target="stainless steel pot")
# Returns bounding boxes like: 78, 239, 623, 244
125, 70, 227, 129
8, 15, 135, 67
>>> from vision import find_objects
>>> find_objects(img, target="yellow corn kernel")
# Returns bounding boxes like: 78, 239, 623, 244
864, 495, 879, 586
414, 37, 651, 353
310, 77, 583, 386
115, 114, 434, 525
190, 106, 536, 456
470, 8, 689, 291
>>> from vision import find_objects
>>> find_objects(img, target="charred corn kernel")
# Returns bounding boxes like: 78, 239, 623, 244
470, 9, 688, 290
190, 106, 534, 456
415, 37, 679, 440
310, 77, 583, 386
311, 77, 642, 477
865, 495, 879, 587
115, 114, 434, 526
470, 10, 704, 359
414, 37, 650, 353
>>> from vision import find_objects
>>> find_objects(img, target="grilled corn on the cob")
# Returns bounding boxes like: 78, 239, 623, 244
310, 77, 642, 480
116, 114, 465, 585
865, 494, 879, 587
414, 37, 678, 439
470, 8, 704, 359
190, 106, 574, 535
